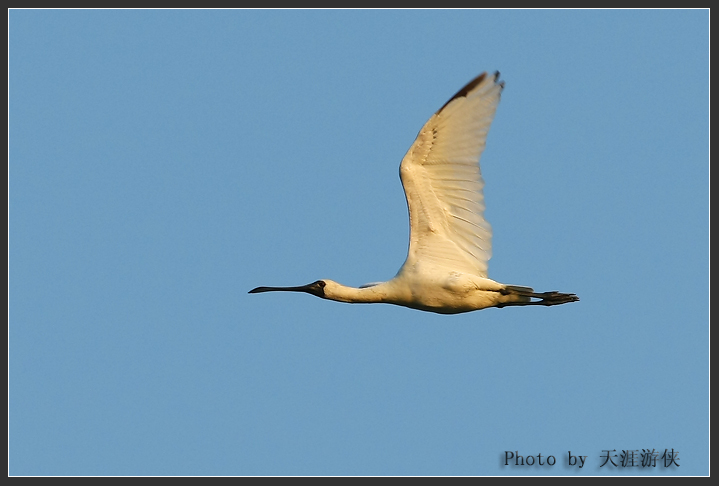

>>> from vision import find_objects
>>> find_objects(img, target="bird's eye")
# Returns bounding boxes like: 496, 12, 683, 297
316, 280, 326, 288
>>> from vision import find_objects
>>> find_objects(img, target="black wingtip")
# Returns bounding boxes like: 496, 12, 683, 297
436, 71, 504, 114
437, 72, 487, 114
494, 71, 505, 91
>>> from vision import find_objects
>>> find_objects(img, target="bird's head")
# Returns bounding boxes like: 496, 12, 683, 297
301, 280, 327, 298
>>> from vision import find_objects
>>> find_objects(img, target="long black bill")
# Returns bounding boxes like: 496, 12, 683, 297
248, 280, 326, 298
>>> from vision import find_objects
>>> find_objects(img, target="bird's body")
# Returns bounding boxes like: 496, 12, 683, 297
317, 275, 527, 315
250, 72, 578, 314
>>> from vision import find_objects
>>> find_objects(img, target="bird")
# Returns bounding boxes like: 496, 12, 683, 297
249, 72, 578, 314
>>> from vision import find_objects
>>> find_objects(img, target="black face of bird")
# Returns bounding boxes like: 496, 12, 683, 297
301, 280, 326, 297
248, 280, 326, 298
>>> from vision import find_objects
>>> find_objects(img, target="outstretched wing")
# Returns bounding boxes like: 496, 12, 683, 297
398, 72, 503, 278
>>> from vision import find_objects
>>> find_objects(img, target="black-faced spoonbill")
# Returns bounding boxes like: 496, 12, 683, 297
249, 72, 579, 314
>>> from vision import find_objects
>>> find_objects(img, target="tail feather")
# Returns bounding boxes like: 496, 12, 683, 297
504, 285, 535, 294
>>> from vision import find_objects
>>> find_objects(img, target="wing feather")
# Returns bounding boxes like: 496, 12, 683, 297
398, 72, 503, 278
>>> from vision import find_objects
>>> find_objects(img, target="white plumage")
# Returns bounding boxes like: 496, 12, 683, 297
250, 72, 578, 314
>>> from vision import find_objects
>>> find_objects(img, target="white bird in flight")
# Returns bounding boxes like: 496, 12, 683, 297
250, 72, 578, 314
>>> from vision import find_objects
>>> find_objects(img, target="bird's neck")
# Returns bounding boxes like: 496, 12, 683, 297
323, 281, 393, 304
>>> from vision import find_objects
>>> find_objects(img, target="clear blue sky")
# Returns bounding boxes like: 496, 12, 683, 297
10, 9, 708, 476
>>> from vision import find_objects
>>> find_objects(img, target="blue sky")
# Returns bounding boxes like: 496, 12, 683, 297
10, 9, 708, 476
